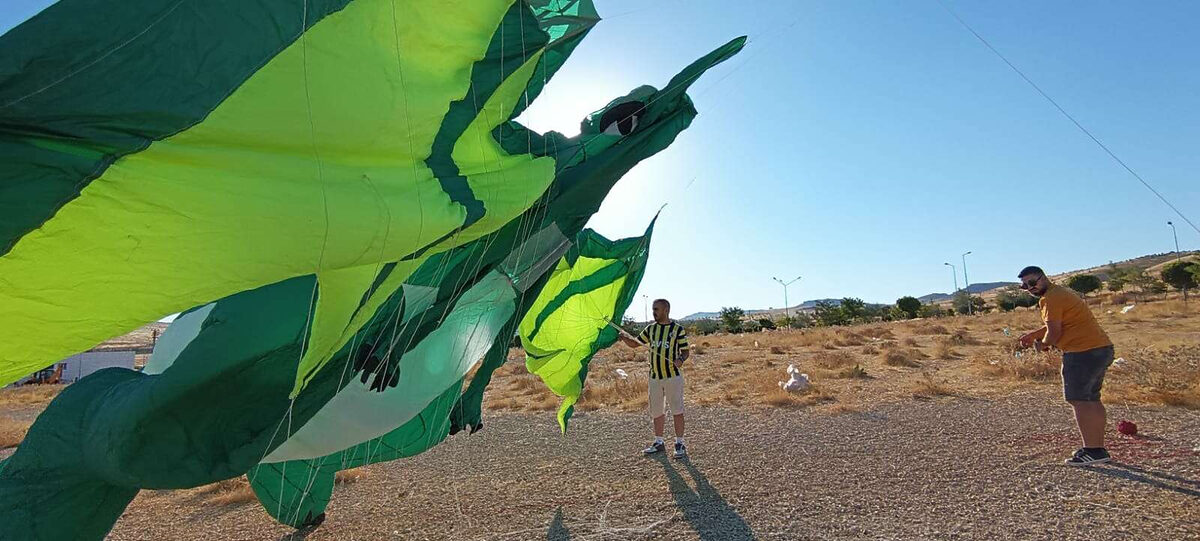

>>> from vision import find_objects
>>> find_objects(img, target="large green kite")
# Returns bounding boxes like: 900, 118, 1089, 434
0, 1, 744, 539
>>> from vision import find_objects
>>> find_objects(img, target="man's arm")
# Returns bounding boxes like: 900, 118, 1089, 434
1019, 326, 1047, 348
619, 334, 643, 348
674, 328, 690, 366
1038, 320, 1063, 351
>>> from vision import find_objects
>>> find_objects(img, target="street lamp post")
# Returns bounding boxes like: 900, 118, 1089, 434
1169, 221, 1186, 303
962, 251, 973, 314
945, 263, 955, 316
641, 294, 649, 323
772, 275, 802, 324
944, 262, 959, 294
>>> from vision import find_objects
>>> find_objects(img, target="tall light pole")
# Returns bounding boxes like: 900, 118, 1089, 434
944, 262, 958, 294
641, 294, 649, 323
772, 275, 802, 323
962, 251, 973, 314
1169, 221, 1185, 303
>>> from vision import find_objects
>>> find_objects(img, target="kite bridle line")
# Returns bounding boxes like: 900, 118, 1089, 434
935, 0, 1199, 237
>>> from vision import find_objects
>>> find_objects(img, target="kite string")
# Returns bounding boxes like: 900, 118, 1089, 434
935, 0, 1200, 236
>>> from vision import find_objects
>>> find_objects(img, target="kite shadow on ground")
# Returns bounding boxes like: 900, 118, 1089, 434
547, 506, 571, 541
652, 454, 757, 541
1087, 462, 1200, 499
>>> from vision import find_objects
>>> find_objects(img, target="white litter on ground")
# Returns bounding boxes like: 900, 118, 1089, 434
778, 364, 810, 392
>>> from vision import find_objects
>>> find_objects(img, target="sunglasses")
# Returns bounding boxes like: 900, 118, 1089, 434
1020, 276, 1043, 290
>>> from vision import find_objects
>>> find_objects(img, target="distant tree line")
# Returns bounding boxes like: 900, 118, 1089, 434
677, 260, 1199, 336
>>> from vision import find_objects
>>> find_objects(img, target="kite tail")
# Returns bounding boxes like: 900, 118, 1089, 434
0, 370, 144, 541
248, 461, 335, 529
0, 466, 138, 541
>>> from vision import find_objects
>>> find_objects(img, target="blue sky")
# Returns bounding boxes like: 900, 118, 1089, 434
5, 1, 1198, 320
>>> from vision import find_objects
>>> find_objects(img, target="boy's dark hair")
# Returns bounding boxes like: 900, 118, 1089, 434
1017, 266, 1045, 279
653, 298, 671, 311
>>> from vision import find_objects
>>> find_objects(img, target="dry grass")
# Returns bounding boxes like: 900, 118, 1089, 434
824, 403, 866, 415
762, 383, 836, 407
475, 296, 1200, 416
0, 385, 63, 407
882, 350, 921, 368
978, 347, 1060, 382
811, 351, 857, 370
911, 373, 954, 397
578, 375, 648, 412
199, 477, 256, 506
1106, 344, 1200, 408
858, 326, 896, 340
0, 417, 30, 449
933, 340, 959, 360
838, 364, 869, 379
834, 330, 866, 347
945, 331, 981, 346
335, 467, 368, 485
912, 323, 950, 335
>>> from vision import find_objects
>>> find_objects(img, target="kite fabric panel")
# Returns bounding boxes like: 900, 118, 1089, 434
520, 222, 655, 432
0, 0, 745, 538
249, 223, 653, 528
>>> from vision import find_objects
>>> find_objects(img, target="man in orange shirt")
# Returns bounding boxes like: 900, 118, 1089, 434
1017, 266, 1115, 465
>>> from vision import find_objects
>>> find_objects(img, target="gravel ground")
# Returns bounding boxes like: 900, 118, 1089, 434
106, 390, 1199, 541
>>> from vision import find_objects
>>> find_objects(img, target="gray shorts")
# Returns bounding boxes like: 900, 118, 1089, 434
1061, 345, 1114, 402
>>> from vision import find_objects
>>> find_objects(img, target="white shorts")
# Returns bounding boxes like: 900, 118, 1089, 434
648, 375, 685, 418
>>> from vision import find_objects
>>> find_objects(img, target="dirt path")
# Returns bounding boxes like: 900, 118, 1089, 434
104, 390, 1199, 541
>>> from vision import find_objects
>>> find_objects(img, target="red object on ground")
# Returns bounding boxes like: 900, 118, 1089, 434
1117, 420, 1138, 436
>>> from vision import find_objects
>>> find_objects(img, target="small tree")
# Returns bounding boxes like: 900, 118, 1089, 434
757, 317, 776, 331
620, 316, 641, 337
840, 297, 867, 321
953, 291, 986, 315
1161, 260, 1198, 293
814, 301, 847, 327
995, 285, 1037, 311
917, 304, 944, 318
719, 307, 744, 333
1066, 274, 1102, 297
896, 296, 922, 319
1107, 278, 1125, 292
995, 290, 1018, 312
789, 312, 814, 328
689, 319, 720, 335
742, 319, 762, 333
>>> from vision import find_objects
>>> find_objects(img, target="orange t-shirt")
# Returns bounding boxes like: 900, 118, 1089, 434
1038, 284, 1111, 353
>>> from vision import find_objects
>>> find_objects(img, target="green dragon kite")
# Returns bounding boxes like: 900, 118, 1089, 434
0, 1, 743, 539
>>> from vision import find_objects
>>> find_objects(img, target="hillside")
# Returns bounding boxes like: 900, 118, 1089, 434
918, 281, 1018, 303
680, 250, 1198, 321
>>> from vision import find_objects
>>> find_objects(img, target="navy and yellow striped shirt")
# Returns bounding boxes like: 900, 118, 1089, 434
637, 321, 689, 379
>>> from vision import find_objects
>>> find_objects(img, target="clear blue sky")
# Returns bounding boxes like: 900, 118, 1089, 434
5, 1, 1198, 320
